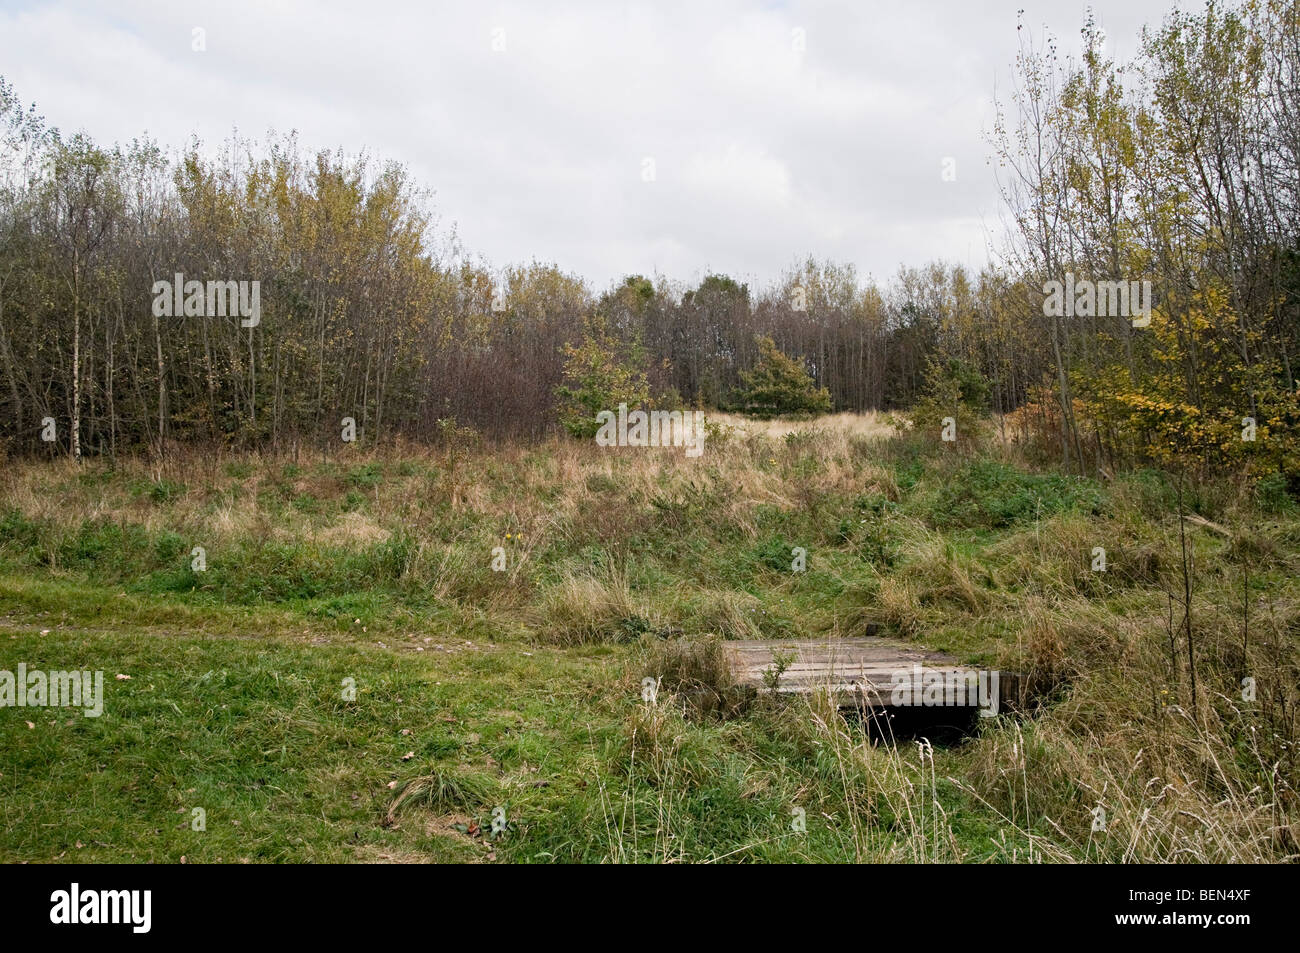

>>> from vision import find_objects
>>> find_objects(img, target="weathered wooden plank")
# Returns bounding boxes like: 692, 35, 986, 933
723, 637, 1017, 708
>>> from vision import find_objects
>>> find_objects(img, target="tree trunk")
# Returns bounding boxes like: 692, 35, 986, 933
71, 251, 81, 461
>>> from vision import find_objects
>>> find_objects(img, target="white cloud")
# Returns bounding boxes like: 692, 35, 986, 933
0, 0, 1178, 290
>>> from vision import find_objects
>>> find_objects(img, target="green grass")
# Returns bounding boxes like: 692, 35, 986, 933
0, 618, 611, 862
0, 424, 1296, 862
0, 603, 1037, 863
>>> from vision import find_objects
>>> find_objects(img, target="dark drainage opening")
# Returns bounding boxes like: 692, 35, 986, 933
848, 704, 990, 746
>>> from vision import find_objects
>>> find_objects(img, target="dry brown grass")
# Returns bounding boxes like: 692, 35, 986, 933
707, 411, 897, 442
3, 413, 1296, 863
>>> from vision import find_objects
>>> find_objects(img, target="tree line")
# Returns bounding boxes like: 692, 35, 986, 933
0, 0, 1297, 481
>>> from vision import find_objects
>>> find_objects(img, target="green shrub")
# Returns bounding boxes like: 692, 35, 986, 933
555, 318, 650, 439
732, 336, 832, 419
346, 463, 383, 489
752, 536, 799, 572
909, 358, 989, 446
0, 509, 42, 559
153, 530, 187, 564
925, 459, 1106, 529
1254, 471, 1295, 513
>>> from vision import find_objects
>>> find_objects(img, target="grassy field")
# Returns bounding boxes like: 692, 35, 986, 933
1, 414, 1296, 862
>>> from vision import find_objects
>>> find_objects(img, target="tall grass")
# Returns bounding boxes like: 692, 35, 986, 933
1, 415, 1295, 861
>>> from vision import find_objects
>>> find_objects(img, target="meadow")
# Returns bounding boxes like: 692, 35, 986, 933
1, 414, 1295, 862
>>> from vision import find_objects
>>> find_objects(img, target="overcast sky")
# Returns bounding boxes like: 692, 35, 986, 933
0, 0, 1185, 291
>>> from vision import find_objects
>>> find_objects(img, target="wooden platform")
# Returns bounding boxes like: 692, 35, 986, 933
724, 638, 1016, 709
